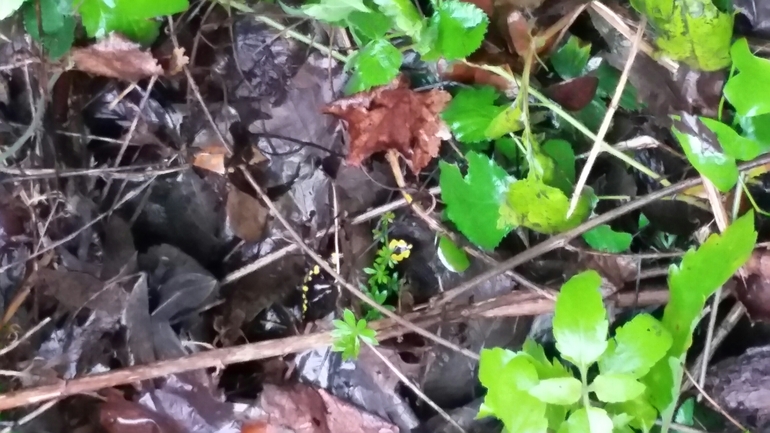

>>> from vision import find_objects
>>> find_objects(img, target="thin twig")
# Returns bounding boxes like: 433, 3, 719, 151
0, 317, 51, 357
568, 16, 646, 216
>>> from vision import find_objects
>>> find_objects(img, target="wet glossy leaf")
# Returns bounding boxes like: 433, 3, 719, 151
501, 178, 591, 234
672, 114, 738, 192
592, 374, 645, 403
544, 76, 599, 111
528, 377, 582, 405
553, 271, 608, 370
599, 313, 672, 378
426, 0, 488, 60
582, 225, 632, 253
0, 0, 25, 20
441, 86, 506, 144
562, 407, 613, 433
551, 35, 590, 79
302, 0, 369, 22
437, 235, 470, 272
372, 0, 422, 38
439, 151, 514, 249
700, 116, 770, 160
724, 38, 770, 117
631, 0, 733, 71
347, 39, 402, 91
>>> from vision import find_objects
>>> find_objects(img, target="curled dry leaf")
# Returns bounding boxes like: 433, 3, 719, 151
736, 249, 770, 322
226, 185, 269, 242
323, 75, 451, 175
71, 33, 164, 82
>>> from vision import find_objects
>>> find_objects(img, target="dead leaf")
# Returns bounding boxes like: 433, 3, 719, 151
71, 33, 164, 82
438, 59, 518, 96
580, 250, 637, 289
544, 76, 599, 111
193, 144, 228, 174
168, 47, 189, 75
35, 268, 127, 316
736, 249, 770, 322
323, 75, 451, 175
226, 186, 269, 242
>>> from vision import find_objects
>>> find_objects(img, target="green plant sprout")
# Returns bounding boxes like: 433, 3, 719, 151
331, 308, 378, 360
478, 211, 756, 433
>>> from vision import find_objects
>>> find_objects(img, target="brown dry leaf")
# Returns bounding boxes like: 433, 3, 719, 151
226, 186, 269, 242
580, 251, 637, 290
193, 144, 228, 174
35, 268, 127, 316
71, 33, 164, 82
167, 47, 189, 75
323, 75, 451, 175
736, 249, 770, 322
438, 59, 518, 96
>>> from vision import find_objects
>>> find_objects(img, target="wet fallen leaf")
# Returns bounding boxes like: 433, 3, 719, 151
71, 33, 164, 81
737, 248, 770, 322
323, 75, 451, 174
35, 268, 127, 316
226, 185, 269, 242
101, 393, 185, 433
544, 76, 599, 111
437, 60, 517, 96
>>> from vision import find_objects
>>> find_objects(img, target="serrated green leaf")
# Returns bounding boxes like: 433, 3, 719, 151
551, 36, 591, 79
563, 407, 613, 433
592, 373, 645, 403
372, 0, 422, 38
541, 139, 576, 193
725, 38, 770, 117
439, 151, 514, 249
22, 0, 74, 59
582, 225, 633, 253
553, 271, 608, 370
700, 117, 770, 160
347, 38, 401, 92
427, 0, 488, 60
500, 178, 592, 234
302, 0, 369, 22
79, 0, 188, 44
606, 397, 658, 433
599, 313, 672, 378
437, 235, 470, 273
528, 377, 582, 405
346, 9, 392, 41
672, 120, 738, 192
441, 86, 506, 144
0, 0, 25, 21
631, 0, 732, 71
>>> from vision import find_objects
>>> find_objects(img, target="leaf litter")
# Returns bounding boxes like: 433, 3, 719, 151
5, 0, 770, 431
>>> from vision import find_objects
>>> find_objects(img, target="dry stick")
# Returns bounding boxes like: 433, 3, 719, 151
568, 16, 646, 217
0, 284, 669, 411
221, 186, 441, 286
433, 155, 770, 308
238, 166, 478, 360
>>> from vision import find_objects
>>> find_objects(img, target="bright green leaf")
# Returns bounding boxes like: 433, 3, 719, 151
528, 377, 582, 405
484, 387, 549, 433
522, 339, 571, 380
0, 0, 25, 21
541, 139, 576, 192
372, 0, 422, 38
738, 113, 770, 149
302, 0, 369, 22
593, 62, 643, 110
439, 152, 514, 249
437, 236, 470, 273
553, 271, 608, 370
441, 86, 506, 144
501, 178, 592, 234
672, 120, 738, 192
630, 0, 732, 71
346, 10, 392, 41
599, 313, 672, 378
638, 213, 650, 230
675, 397, 695, 426
551, 36, 590, 79
582, 224, 633, 253
592, 373, 646, 403
479, 348, 538, 391
347, 38, 401, 92
563, 407, 613, 433
725, 38, 770, 117
427, 0, 488, 60
22, 0, 74, 59
700, 116, 770, 160
79, 0, 189, 44
485, 104, 524, 139
606, 397, 658, 433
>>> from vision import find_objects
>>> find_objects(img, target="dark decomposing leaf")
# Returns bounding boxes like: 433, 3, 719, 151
736, 249, 770, 322
543, 76, 599, 111
323, 75, 452, 174
152, 272, 219, 322
35, 268, 127, 316
71, 33, 164, 82
226, 185, 269, 243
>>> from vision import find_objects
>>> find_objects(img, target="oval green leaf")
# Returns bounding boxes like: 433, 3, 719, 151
672, 116, 738, 192
592, 373, 645, 403
437, 236, 470, 273
553, 271, 608, 369
582, 225, 632, 253
528, 377, 582, 405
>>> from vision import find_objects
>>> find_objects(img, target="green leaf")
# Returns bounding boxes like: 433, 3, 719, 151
347, 10, 392, 41
347, 38, 401, 92
593, 62, 643, 110
501, 178, 592, 234
700, 116, 770, 160
439, 152, 514, 249
437, 236, 470, 273
738, 113, 770, 149
553, 271, 608, 370
22, 0, 75, 59
372, 0, 422, 38
302, 0, 369, 22
441, 86, 506, 143
562, 407, 613, 433
672, 119, 738, 192
0, 0, 25, 21
541, 139, 576, 192
528, 377, 582, 405
479, 348, 538, 391
592, 373, 645, 403
630, 0, 732, 71
485, 104, 524, 139
551, 36, 590, 79
606, 397, 658, 433
599, 313, 672, 378
522, 339, 571, 379
582, 225, 633, 253
725, 38, 770, 117
79, 0, 189, 44
426, 0, 488, 60
675, 397, 695, 426
485, 387, 548, 433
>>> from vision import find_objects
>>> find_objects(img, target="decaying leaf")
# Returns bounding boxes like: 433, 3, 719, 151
323, 75, 451, 174
71, 33, 164, 81
736, 249, 770, 322
226, 185, 269, 242
168, 47, 190, 75
544, 76, 599, 111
